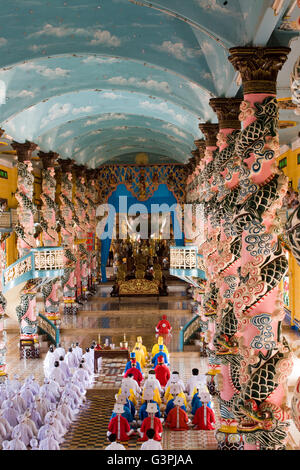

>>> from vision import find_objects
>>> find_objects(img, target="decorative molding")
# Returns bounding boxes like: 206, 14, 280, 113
228, 47, 291, 94
199, 123, 219, 147
209, 98, 242, 129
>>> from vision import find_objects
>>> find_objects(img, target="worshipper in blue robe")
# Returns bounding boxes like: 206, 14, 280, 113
191, 391, 212, 415
124, 352, 142, 373
151, 345, 169, 368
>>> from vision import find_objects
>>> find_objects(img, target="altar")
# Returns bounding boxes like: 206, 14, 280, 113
94, 348, 130, 373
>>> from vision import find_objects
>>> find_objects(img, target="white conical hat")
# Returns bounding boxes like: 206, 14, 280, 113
113, 403, 124, 414
174, 396, 184, 407
146, 402, 157, 414
170, 383, 181, 395
199, 392, 210, 403
115, 394, 127, 405
143, 389, 153, 401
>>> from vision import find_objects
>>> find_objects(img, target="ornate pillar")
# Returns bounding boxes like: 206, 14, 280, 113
208, 97, 244, 450
197, 123, 221, 381
11, 141, 37, 257
74, 165, 89, 302
227, 47, 293, 450
12, 141, 40, 358
86, 169, 98, 294
58, 159, 77, 315
0, 233, 9, 380
39, 151, 61, 325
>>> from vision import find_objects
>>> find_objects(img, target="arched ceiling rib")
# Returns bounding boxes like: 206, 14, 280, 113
0, 0, 298, 166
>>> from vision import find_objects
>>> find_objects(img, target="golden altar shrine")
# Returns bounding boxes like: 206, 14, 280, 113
118, 278, 160, 297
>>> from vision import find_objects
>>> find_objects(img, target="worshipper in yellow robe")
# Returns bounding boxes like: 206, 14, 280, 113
151, 336, 169, 359
141, 385, 162, 406
137, 336, 148, 361
132, 343, 146, 368
165, 383, 187, 409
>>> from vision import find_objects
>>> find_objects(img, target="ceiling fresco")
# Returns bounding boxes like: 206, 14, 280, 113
0, 0, 298, 166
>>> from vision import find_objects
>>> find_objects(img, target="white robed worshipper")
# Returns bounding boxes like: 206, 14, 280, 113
105, 433, 126, 451
53, 406, 70, 431
20, 385, 35, 408
49, 361, 66, 388
44, 411, 67, 438
0, 420, 8, 448
165, 371, 185, 392
185, 370, 207, 398
24, 375, 40, 396
12, 414, 36, 447
12, 391, 27, 414
39, 427, 60, 451
40, 378, 61, 403
5, 431, 27, 450
82, 348, 94, 374
80, 357, 94, 377
140, 428, 163, 450
143, 371, 163, 395
37, 419, 62, 444
73, 342, 83, 362
60, 391, 80, 414
0, 410, 12, 439
57, 398, 77, 425
1, 390, 13, 410
64, 347, 79, 370
2, 440, 11, 450
35, 394, 51, 421
29, 438, 39, 450
122, 374, 141, 397
73, 363, 91, 389
43, 346, 56, 378
6, 374, 21, 394
54, 343, 66, 360
29, 403, 43, 429
1, 401, 19, 427
22, 409, 38, 437
58, 355, 72, 380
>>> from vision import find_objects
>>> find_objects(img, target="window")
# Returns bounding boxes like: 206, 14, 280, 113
278, 157, 287, 169
0, 169, 8, 179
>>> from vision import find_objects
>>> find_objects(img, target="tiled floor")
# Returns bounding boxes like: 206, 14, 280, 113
3, 281, 300, 450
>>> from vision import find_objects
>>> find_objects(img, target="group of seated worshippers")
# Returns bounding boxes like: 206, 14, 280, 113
106, 334, 216, 449
0, 341, 95, 450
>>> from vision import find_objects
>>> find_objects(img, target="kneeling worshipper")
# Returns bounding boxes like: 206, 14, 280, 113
152, 344, 169, 368
122, 374, 141, 397
29, 438, 39, 450
154, 356, 171, 388
143, 370, 163, 395
58, 355, 72, 381
110, 394, 135, 424
191, 387, 213, 416
151, 337, 169, 361
165, 396, 190, 431
105, 433, 126, 451
12, 414, 37, 447
125, 352, 142, 374
0, 409, 12, 439
141, 379, 162, 407
139, 389, 161, 422
165, 371, 185, 395
185, 368, 206, 398
1, 401, 19, 428
64, 347, 79, 370
38, 427, 60, 450
107, 404, 135, 441
4, 431, 27, 450
164, 384, 187, 418
124, 359, 143, 386
132, 343, 146, 368
137, 336, 148, 362
43, 346, 56, 378
140, 428, 163, 451
137, 403, 163, 442
155, 315, 172, 336
49, 361, 66, 388
192, 392, 216, 430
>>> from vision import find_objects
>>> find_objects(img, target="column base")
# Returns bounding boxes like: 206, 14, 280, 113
20, 339, 40, 359
64, 302, 78, 315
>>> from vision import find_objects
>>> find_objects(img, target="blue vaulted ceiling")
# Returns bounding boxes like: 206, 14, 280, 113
0, 0, 298, 167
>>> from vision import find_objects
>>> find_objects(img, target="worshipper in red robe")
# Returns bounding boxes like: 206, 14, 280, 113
138, 403, 163, 442
124, 360, 143, 386
192, 392, 215, 430
107, 404, 135, 441
165, 396, 189, 431
155, 315, 172, 335
154, 356, 170, 387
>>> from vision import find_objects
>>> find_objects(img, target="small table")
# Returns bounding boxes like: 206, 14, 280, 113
94, 348, 130, 373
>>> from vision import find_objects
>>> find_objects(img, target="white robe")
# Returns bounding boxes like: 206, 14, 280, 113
39, 436, 60, 450
38, 424, 61, 443
73, 368, 91, 388
143, 377, 163, 394
12, 422, 35, 447
54, 346, 65, 359
105, 442, 126, 450
64, 351, 79, 369
1, 407, 19, 427
0, 416, 12, 439
73, 346, 82, 361
49, 367, 66, 388
140, 439, 163, 450
29, 409, 43, 429
44, 351, 56, 378
20, 388, 35, 407
6, 437, 27, 450
58, 361, 72, 380
23, 417, 38, 437
122, 377, 141, 396
12, 396, 27, 414
57, 403, 76, 423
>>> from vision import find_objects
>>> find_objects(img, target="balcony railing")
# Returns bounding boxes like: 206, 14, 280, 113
169, 245, 205, 285
2, 246, 64, 292
38, 312, 60, 346
179, 314, 208, 351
